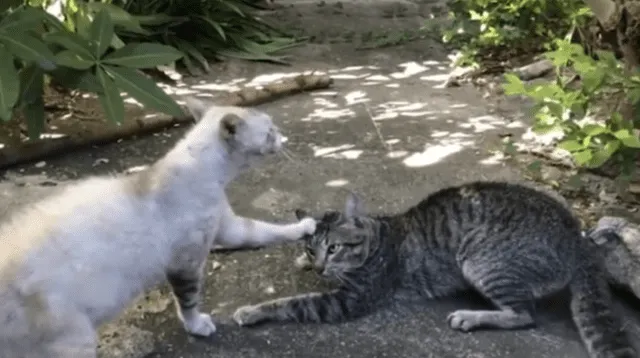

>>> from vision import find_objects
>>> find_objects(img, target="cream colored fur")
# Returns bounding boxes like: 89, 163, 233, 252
0, 98, 315, 358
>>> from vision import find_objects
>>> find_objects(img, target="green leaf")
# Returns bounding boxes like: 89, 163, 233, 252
612, 129, 632, 140
96, 66, 124, 124
620, 134, 640, 148
104, 65, 184, 117
603, 138, 621, 156
581, 124, 607, 136
43, 31, 94, 60
84, 2, 150, 35
0, 46, 19, 121
0, 32, 56, 64
502, 72, 526, 95
88, 9, 114, 58
558, 139, 585, 152
101, 43, 183, 68
18, 63, 44, 107
22, 98, 45, 140
198, 15, 226, 41
588, 148, 613, 168
110, 33, 125, 49
573, 150, 592, 165
54, 50, 96, 70
174, 39, 210, 73
0, 6, 50, 32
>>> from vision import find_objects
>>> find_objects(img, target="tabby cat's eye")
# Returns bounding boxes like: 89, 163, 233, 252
327, 244, 339, 254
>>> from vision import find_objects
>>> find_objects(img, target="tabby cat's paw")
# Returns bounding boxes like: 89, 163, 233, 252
233, 305, 263, 326
184, 313, 217, 336
447, 310, 480, 332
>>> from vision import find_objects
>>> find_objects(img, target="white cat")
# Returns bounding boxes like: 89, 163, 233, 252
0, 98, 316, 358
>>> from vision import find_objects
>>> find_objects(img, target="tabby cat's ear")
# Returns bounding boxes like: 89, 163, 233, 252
183, 96, 215, 122
219, 113, 245, 139
344, 191, 365, 218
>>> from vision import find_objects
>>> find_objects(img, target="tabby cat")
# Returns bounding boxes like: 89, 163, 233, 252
0, 98, 315, 358
233, 181, 635, 358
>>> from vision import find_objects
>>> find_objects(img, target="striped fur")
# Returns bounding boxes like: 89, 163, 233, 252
585, 217, 640, 299
233, 182, 636, 358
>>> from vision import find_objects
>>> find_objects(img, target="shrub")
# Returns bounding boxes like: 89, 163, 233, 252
503, 39, 640, 176
0, 4, 185, 138
111, 0, 300, 74
443, 0, 592, 66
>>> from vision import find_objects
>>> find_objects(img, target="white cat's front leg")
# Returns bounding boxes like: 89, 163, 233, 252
215, 213, 316, 250
167, 261, 216, 337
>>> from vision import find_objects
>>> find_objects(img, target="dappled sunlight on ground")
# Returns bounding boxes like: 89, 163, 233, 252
90, 56, 534, 177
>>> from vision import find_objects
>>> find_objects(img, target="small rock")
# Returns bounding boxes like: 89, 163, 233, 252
93, 158, 110, 166
34, 161, 46, 168
264, 286, 276, 295
211, 261, 222, 270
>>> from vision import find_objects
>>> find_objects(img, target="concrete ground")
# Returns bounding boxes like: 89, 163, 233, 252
1, 0, 640, 357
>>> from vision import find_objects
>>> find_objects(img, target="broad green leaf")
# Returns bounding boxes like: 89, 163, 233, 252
54, 50, 95, 70
0, 6, 51, 32
85, 2, 149, 35
43, 31, 94, 60
581, 124, 607, 136
96, 66, 124, 124
620, 134, 640, 148
75, 9, 93, 39
88, 9, 114, 58
588, 148, 613, 168
18, 63, 44, 106
104, 65, 184, 117
0, 32, 56, 64
502, 73, 526, 95
22, 98, 45, 140
110, 33, 125, 49
573, 150, 592, 166
133, 14, 177, 26
603, 138, 621, 156
557, 139, 584, 152
102, 43, 183, 68
0, 46, 19, 121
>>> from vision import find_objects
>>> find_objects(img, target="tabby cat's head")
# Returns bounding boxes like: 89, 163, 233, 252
183, 97, 283, 163
294, 192, 382, 281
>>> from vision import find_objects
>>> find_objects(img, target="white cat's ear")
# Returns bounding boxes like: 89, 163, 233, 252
295, 209, 309, 220
344, 190, 365, 218
219, 113, 245, 139
183, 96, 214, 121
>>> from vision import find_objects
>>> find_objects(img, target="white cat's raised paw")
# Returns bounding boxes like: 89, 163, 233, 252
184, 313, 217, 336
298, 217, 316, 237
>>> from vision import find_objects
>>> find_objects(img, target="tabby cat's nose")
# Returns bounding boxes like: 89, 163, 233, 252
312, 264, 324, 275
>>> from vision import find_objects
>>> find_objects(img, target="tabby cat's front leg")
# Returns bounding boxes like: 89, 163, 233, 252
233, 289, 371, 326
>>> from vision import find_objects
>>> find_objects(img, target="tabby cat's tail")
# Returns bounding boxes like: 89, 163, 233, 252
569, 260, 636, 358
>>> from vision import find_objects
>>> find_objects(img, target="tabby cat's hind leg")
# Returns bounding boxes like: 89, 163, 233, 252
448, 261, 544, 332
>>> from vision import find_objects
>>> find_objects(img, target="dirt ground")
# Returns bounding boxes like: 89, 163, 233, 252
2, 0, 640, 357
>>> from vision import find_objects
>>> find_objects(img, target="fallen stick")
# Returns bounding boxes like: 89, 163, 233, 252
0, 74, 333, 170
